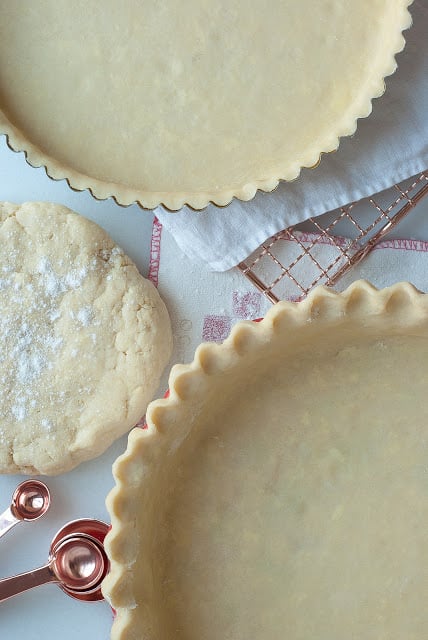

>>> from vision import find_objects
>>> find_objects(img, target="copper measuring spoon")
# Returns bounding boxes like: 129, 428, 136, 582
0, 480, 51, 540
0, 519, 110, 603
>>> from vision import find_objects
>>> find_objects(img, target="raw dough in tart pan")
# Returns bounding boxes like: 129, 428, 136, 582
0, 0, 413, 210
104, 281, 428, 640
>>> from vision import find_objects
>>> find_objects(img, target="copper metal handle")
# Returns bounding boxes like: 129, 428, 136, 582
0, 507, 19, 540
0, 564, 57, 603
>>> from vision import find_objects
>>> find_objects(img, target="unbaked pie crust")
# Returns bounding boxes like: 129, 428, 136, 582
104, 281, 428, 639
0, 1, 413, 210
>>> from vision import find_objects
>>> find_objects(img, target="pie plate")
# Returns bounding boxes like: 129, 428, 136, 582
103, 281, 428, 639
0, 1, 413, 210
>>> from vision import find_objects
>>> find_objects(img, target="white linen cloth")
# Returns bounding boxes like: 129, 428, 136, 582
151, 218, 428, 383
156, 0, 428, 271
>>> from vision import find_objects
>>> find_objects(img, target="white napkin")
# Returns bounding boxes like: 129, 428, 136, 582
156, 0, 428, 271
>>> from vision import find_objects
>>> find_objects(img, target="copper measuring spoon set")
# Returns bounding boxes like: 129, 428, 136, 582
0, 480, 110, 603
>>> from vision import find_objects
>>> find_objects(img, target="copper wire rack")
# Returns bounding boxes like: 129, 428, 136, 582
238, 171, 428, 303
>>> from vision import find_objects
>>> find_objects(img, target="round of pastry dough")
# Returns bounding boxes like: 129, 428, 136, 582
0, 201, 172, 475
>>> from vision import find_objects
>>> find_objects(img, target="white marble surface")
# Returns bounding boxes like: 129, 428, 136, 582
0, 134, 427, 640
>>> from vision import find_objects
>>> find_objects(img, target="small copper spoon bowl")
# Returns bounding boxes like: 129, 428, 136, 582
0, 519, 110, 604
52, 531, 110, 602
0, 480, 51, 540
50, 518, 109, 549
49, 519, 110, 601
52, 536, 105, 590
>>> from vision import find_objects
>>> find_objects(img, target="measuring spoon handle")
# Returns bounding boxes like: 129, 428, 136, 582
0, 563, 57, 603
0, 507, 19, 540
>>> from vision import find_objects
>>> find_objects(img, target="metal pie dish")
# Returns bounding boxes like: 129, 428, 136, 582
103, 281, 428, 639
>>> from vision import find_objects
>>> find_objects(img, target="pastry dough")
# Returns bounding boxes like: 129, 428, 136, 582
0, 202, 172, 475
104, 281, 428, 639
0, 1, 412, 209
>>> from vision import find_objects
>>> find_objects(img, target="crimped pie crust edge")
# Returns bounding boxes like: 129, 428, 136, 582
102, 280, 428, 638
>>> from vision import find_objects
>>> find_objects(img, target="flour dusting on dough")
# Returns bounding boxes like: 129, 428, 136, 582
0, 201, 172, 475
